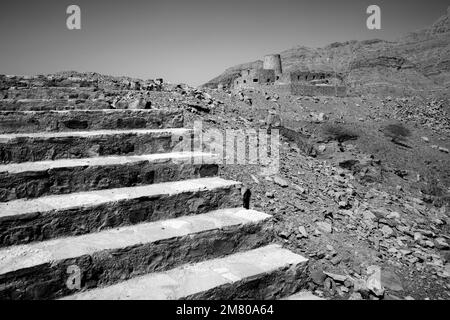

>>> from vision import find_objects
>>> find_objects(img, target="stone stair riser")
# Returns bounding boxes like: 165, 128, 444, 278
0, 110, 184, 133
0, 220, 272, 300
0, 132, 189, 164
0, 88, 145, 100
0, 162, 218, 201
185, 262, 309, 300
0, 99, 111, 111
0, 185, 242, 247
1, 88, 100, 100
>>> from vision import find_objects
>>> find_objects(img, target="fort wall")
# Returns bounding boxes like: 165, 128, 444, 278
288, 71, 340, 82
232, 53, 347, 97
290, 84, 347, 97
234, 69, 276, 89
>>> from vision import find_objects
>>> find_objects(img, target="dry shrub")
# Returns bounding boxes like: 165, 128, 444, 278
322, 124, 358, 142
383, 123, 411, 140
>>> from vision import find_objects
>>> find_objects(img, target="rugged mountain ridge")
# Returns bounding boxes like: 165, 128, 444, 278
203, 7, 450, 97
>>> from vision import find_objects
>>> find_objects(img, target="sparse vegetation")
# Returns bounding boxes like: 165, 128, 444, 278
322, 123, 358, 142
383, 123, 411, 140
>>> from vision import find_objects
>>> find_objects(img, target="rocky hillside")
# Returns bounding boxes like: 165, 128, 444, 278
0, 70, 449, 300
203, 7, 450, 97
203, 60, 263, 90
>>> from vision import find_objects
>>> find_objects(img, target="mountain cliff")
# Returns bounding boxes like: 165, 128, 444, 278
203, 7, 449, 97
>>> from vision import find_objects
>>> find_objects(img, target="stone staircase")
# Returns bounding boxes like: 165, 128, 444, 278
0, 83, 309, 300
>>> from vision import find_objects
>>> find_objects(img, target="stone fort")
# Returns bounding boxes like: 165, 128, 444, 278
232, 54, 347, 97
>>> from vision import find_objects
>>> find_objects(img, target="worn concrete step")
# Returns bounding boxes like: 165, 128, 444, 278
0, 208, 272, 300
0, 128, 191, 164
0, 109, 184, 133
61, 244, 308, 300
0, 152, 218, 201
0, 177, 243, 247
0, 99, 113, 111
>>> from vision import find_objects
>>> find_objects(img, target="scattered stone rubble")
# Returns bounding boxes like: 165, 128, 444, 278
389, 97, 450, 135
190, 85, 449, 300
233, 138, 450, 300
1, 72, 448, 300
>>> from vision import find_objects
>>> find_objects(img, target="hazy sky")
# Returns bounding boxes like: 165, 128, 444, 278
0, 0, 448, 86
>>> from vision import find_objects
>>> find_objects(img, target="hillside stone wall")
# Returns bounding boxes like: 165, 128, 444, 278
290, 84, 347, 97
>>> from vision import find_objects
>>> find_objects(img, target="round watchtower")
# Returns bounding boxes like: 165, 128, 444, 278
263, 54, 282, 74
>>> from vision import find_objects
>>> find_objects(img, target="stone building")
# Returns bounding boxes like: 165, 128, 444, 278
234, 68, 276, 89
232, 53, 347, 96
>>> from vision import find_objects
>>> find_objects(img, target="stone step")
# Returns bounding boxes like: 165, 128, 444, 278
0, 177, 243, 247
0, 76, 98, 89
61, 244, 308, 300
0, 109, 184, 133
1, 88, 100, 100
0, 208, 272, 300
0, 99, 112, 111
0, 88, 149, 100
0, 128, 191, 164
0, 152, 218, 201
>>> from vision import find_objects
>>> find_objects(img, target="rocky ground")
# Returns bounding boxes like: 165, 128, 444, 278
1, 72, 449, 300
178, 84, 450, 300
